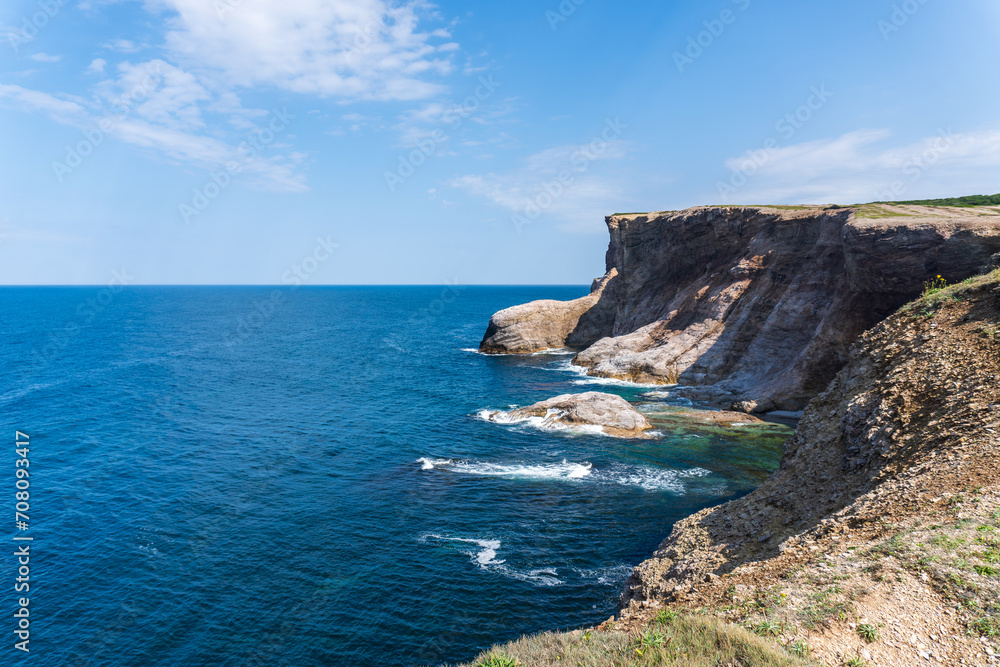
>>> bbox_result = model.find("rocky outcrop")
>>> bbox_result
[616,270,1000,665]
[485,391,653,438]
[479,270,618,354]
[480,204,1000,411]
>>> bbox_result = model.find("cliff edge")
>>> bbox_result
[479,204,1000,412]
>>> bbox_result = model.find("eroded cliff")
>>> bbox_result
[479,204,1000,411]
[616,269,1000,666]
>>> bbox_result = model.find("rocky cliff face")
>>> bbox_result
[479,204,1000,411]
[616,269,1000,665]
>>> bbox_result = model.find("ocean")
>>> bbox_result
[0,286,789,666]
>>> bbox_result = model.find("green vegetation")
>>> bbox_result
[856,623,879,643]
[971,613,1000,637]
[922,274,949,298]
[458,615,817,667]
[787,640,809,657]
[865,534,909,559]
[474,654,519,667]
[843,657,866,667]
[889,194,1000,207]
[799,586,850,629]
[749,618,784,637]
[653,609,678,625]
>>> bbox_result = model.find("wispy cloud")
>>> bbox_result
[87,58,107,74]
[0,83,88,122]
[28,53,61,62]
[718,128,1000,204]
[0,60,307,192]
[449,132,633,231]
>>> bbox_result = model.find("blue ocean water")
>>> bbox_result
[0,287,788,666]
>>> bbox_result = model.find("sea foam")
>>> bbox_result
[417,457,715,494]
[420,534,564,586]
[418,458,593,480]
[476,408,616,437]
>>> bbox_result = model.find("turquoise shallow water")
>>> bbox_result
[0,286,788,666]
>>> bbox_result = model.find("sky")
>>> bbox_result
[0,0,998,285]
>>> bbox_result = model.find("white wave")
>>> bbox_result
[516,568,563,586]
[462,347,575,357]
[595,465,713,493]
[421,534,505,566]
[416,457,453,470]
[574,562,635,586]
[421,534,564,586]
[477,407,613,437]
[419,457,593,480]
[418,457,715,493]
[545,359,667,388]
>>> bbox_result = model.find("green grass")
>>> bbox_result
[857,624,879,643]
[787,640,809,657]
[844,657,866,667]
[654,609,679,625]
[865,535,909,559]
[474,654,519,667]
[799,587,850,629]
[971,614,1000,637]
[458,615,817,667]
[749,618,784,637]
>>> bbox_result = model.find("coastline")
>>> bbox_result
[461,201,1000,666]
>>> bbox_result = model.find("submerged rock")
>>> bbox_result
[487,391,653,438]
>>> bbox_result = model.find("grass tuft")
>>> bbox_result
[857,623,879,643]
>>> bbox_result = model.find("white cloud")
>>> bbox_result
[718,128,1000,204]
[28,53,62,63]
[449,135,633,231]
[0,61,306,192]
[0,83,88,122]
[87,58,107,74]
[160,0,454,100]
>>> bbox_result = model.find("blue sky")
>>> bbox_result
[0,0,998,285]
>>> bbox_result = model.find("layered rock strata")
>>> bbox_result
[480,204,1000,411]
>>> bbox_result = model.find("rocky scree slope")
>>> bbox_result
[616,269,1000,666]
[480,204,1000,411]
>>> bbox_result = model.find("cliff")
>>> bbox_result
[617,268,1000,665]
[479,204,1000,412]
